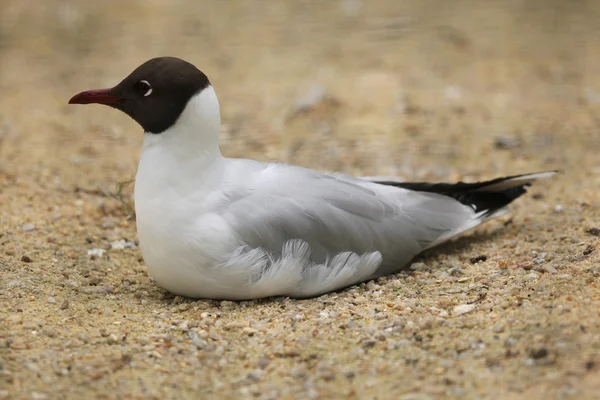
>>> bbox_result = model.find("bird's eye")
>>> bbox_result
[134,80,152,97]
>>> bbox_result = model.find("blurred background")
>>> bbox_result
[2,2,600,398]
[1,0,600,192]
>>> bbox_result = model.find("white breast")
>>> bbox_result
[132,87,259,297]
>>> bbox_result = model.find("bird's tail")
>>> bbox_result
[375,171,557,250]
[372,171,557,219]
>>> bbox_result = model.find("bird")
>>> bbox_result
[69,57,555,300]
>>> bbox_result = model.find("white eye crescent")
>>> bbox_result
[140,80,153,97]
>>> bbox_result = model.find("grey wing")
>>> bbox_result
[218,162,476,297]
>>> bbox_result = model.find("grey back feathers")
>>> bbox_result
[216,164,553,297]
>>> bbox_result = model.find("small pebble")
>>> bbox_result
[21,255,33,263]
[243,327,258,336]
[110,239,137,250]
[60,300,69,310]
[362,339,377,349]
[523,272,539,281]
[107,334,120,345]
[541,264,557,274]
[65,279,79,288]
[494,135,520,149]
[452,304,476,315]
[470,255,488,264]
[410,263,428,271]
[366,281,380,290]
[529,346,549,359]
[587,227,600,236]
[290,367,307,378]
[247,370,265,382]
[47,297,56,304]
[22,223,36,232]
[585,360,595,371]
[224,322,243,331]
[445,85,463,100]
[343,369,356,379]
[504,337,517,348]
[43,329,57,338]
[197,330,209,339]
[558,274,573,280]
[518,261,533,270]
[532,252,547,264]
[257,358,270,369]
[375,312,387,320]
[293,314,304,322]
[87,248,105,257]
[188,332,207,349]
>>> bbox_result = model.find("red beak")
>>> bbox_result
[69,88,120,105]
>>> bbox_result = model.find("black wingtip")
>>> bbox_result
[374,170,557,216]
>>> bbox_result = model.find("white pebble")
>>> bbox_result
[293,313,304,321]
[453,304,476,315]
[110,239,136,250]
[87,248,105,257]
[524,272,539,281]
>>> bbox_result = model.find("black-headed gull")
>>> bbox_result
[69,57,555,300]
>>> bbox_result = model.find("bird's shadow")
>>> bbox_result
[414,225,508,264]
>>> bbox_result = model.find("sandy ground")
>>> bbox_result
[1,0,600,399]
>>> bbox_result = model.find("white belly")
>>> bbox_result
[133,151,251,298]
[137,213,221,296]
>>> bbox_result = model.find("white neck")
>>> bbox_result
[142,86,222,158]
[136,86,224,197]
